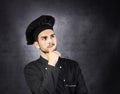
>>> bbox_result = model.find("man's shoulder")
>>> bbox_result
[24,58,43,76]
[24,58,40,70]
[61,57,79,66]
[61,57,78,63]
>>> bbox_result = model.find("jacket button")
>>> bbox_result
[45,67,47,70]
[59,66,62,69]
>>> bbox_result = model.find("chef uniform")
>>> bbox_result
[24,15,88,94]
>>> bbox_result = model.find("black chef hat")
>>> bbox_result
[26,15,55,45]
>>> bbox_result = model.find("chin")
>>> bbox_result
[48,47,57,52]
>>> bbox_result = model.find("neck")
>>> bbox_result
[40,52,48,60]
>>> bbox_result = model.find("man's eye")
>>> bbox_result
[42,37,47,40]
[51,35,55,38]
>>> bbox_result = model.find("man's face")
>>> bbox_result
[35,29,57,53]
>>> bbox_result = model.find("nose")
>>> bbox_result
[48,37,53,44]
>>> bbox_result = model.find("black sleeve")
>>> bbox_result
[24,63,59,94]
[76,63,88,94]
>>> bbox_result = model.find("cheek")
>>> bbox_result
[39,41,47,48]
[54,37,57,43]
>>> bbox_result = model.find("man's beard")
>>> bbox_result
[40,46,57,54]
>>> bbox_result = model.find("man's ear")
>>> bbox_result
[34,42,40,49]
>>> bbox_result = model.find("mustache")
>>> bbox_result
[47,43,55,48]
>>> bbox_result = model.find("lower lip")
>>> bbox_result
[48,46,54,48]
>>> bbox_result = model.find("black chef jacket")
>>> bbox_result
[24,56,88,94]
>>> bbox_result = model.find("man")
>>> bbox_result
[24,15,88,94]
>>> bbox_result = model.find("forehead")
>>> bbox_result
[38,29,54,37]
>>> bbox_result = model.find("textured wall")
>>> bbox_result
[0,0,120,94]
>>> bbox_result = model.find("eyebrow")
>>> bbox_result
[51,33,55,36]
[41,36,47,38]
[41,33,55,38]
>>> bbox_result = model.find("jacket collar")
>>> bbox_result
[37,55,62,68]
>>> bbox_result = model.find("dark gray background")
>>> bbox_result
[0,0,120,94]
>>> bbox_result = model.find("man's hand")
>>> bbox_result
[46,51,61,66]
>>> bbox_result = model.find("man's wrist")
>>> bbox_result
[48,62,56,66]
